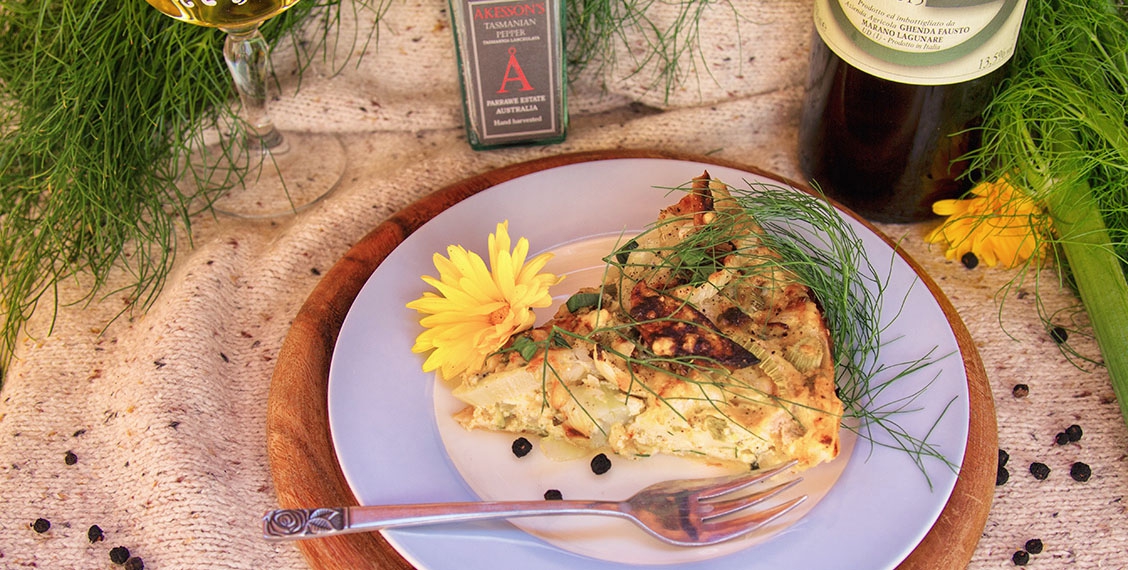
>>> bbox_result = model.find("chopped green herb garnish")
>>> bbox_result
[614,239,639,264]
[511,336,540,362]
[550,330,572,349]
[565,292,602,313]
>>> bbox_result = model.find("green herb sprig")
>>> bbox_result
[499,179,955,478]
[566,0,745,99]
[0,0,384,378]
[966,0,1128,427]
[735,182,957,482]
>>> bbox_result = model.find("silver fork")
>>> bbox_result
[262,461,805,546]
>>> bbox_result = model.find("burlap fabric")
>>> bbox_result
[3,1,1126,568]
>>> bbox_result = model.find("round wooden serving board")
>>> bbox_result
[266,149,997,570]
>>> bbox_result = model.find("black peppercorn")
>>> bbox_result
[1055,432,1070,445]
[123,557,145,570]
[1050,326,1069,344]
[997,465,1010,486]
[31,518,50,533]
[1012,550,1030,566]
[1024,538,1044,554]
[544,489,563,500]
[1013,383,1030,398]
[511,437,533,458]
[590,453,612,475]
[109,546,131,565]
[88,524,105,543]
[961,252,979,269]
[64,450,78,465]
[1065,424,1083,442]
[1070,461,1092,482]
[998,449,1009,467]
[1030,462,1051,480]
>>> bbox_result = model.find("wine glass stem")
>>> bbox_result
[223,27,285,151]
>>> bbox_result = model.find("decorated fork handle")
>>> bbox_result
[263,501,618,540]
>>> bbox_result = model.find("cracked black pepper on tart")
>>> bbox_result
[448,173,844,470]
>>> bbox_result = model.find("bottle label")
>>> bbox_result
[813,0,1027,85]
[460,0,563,143]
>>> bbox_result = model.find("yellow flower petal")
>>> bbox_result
[406,221,563,379]
[927,178,1048,269]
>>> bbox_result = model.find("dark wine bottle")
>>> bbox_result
[798,0,1027,223]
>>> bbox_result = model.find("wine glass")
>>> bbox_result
[145,0,346,218]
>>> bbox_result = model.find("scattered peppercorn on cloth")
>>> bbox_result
[3,1,1127,569]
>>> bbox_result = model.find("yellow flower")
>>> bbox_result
[406,221,562,379]
[926,178,1048,268]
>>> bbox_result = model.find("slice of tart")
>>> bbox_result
[450,173,843,470]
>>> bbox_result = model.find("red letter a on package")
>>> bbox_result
[497,47,535,93]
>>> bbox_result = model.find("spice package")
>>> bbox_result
[447,0,568,150]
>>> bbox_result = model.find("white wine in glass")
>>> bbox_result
[147,0,300,28]
[146,0,346,218]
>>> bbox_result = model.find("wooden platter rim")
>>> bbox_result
[265,149,996,570]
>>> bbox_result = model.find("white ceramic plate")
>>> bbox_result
[328,158,969,570]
